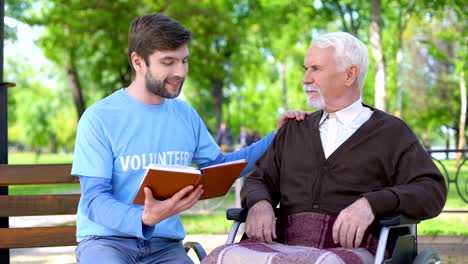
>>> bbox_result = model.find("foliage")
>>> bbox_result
[4,0,466,151]
[24,0,139,104]
[5,56,77,152]
[3,0,34,41]
[400,4,466,144]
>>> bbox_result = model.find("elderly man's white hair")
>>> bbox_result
[311,32,369,91]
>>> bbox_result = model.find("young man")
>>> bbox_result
[72,13,306,264]
[203,32,447,263]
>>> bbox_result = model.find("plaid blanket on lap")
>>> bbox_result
[202,239,374,264]
[202,212,381,264]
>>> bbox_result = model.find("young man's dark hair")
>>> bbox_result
[128,13,191,78]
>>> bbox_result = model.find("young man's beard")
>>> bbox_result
[145,70,184,99]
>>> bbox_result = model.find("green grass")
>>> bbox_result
[9,184,80,195]
[7,152,78,194]
[6,152,468,235]
[181,213,232,234]
[418,218,468,236]
[433,159,467,208]
[8,152,74,164]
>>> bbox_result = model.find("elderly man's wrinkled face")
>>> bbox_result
[302,45,347,112]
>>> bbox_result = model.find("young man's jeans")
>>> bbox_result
[76,236,193,264]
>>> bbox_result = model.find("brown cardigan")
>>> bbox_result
[241,107,447,220]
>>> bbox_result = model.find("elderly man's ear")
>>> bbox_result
[344,65,359,86]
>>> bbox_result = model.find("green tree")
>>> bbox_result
[10,0,141,119]
[399,3,465,148]
[6,0,464,149]
[5,56,76,155]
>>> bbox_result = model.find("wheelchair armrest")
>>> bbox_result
[226,207,281,222]
[378,214,420,227]
[226,208,248,222]
[184,241,207,260]
[227,209,420,227]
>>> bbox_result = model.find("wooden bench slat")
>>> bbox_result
[0,194,80,217]
[0,226,77,248]
[0,164,76,185]
[0,164,81,256]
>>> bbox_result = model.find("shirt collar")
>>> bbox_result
[319,99,365,127]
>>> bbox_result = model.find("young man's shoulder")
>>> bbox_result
[169,98,193,108]
[86,89,123,111]
[167,98,199,115]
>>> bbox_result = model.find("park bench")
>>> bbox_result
[0,163,78,261]
[0,163,206,263]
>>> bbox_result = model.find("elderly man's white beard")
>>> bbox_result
[304,85,326,110]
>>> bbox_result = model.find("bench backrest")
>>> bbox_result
[0,164,79,248]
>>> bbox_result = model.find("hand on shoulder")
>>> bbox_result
[276,110,311,133]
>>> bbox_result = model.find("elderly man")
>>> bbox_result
[203,32,446,264]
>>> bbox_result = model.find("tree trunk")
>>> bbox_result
[456,71,466,164]
[445,128,450,159]
[49,132,58,153]
[332,0,359,36]
[394,0,414,118]
[370,0,386,111]
[211,78,223,130]
[66,62,85,120]
[281,61,288,111]
[394,3,405,118]
[394,32,403,118]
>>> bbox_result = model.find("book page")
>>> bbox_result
[198,159,248,200]
[132,165,201,204]
[133,164,200,198]
[199,159,247,170]
[148,164,201,174]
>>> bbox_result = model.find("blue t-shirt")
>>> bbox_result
[72,89,274,242]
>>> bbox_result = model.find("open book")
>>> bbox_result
[132,159,248,205]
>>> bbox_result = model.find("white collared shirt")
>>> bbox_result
[319,100,373,158]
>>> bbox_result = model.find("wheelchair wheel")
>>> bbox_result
[412,248,441,264]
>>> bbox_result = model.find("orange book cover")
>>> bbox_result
[132,159,247,205]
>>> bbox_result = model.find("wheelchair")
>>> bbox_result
[184,240,208,261]
[216,208,442,264]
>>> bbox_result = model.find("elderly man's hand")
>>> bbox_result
[245,200,277,243]
[332,197,375,248]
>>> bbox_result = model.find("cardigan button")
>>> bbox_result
[312,204,319,209]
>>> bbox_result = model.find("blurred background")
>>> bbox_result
[3,0,466,157]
